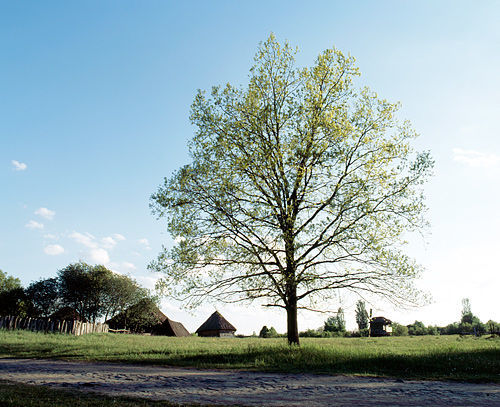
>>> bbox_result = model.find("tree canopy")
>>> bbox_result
[0,270,21,292]
[324,307,346,333]
[25,278,60,318]
[355,300,369,330]
[150,35,433,344]
[58,262,148,323]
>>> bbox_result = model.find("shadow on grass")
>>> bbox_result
[2,341,498,383]
[152,347,500,383]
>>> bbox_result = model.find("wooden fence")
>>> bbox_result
[0,316,108,335]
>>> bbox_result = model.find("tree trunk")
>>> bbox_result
[286,302,300,346]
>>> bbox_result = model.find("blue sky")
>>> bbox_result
[1,1,499,333]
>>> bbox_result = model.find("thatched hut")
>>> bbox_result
[369,316,392,337]
[196,311,236,337]
[152,317,190,337]
[106,299,167,333]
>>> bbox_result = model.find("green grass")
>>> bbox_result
[0,330,499,382]
[0,380,213,407]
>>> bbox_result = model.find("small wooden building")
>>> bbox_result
[152,317,190,337]
[369,316,392,337]
[196,311,236,337]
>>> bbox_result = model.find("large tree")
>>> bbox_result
[58,262,147,323]
[150,35,433,345]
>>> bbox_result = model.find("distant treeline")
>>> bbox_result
[262,299,499,338]
[0,263,156,324]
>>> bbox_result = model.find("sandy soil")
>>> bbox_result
[0,358,499,406]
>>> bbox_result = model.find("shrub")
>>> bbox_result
[391,322,408,336]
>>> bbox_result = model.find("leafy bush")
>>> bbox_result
[392,322,408,336]
[259,326,279,338]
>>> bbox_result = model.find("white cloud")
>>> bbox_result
[43,233,58,240]
[108,261,137,275]
[122,261,136,271]
[44,244,65,256]
[453,148,500,169]
[138,238,151,250]
[12,160,27,171]
[69,231,97,248]
[89,248,110,264]
[101,236,117,249]
[35,207,55,220]
[25,220,44,230]
[113,233,126,241]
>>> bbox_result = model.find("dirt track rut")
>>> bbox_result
[0,358,499,406]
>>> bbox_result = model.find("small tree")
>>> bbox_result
[461,298,473,324]
[486,320,499,334]
[259,325,270,338]
[391,322,408,336]
[355,300,369,331]
[407,320,426,335]
[324,307,346,333]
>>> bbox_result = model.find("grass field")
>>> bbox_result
[0,330,499,382]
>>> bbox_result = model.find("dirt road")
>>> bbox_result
[0,358,498,406]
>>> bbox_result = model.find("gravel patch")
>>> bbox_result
[1,358,499,406]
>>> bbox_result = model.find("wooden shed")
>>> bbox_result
[152,317,190,337]
[369,316,392,337]
[196,311,236,337]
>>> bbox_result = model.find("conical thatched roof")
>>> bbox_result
[196,311,236,333]
[106,299,167,333]
[152,317,190,337]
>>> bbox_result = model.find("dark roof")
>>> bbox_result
[196,311,236,333]
[370,316,392,324]
[153,318,190,337]
[105,301,167,332]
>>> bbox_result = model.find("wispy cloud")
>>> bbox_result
[101,236,118,249]
[12,160,27,171]
[453,148,500,169]
[25,220,44,230]
[35,207,55,220]
[44,233,58,240]
[109,261,137,274]
[138,238,151,250]
[69,231,97,248]
[44,244,64,255]
[113,233,126,241]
